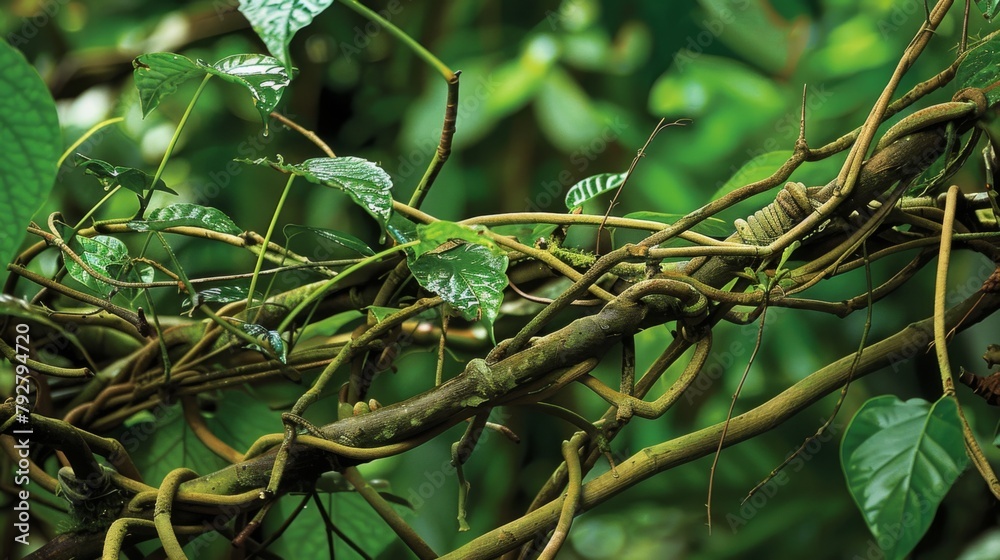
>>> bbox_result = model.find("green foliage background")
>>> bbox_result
[5,0,1000,557]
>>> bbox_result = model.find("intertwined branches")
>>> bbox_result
[3,2,1000,559]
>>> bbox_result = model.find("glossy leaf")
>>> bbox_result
[201,54,292,129]
[75,154,176,196]
[127,203,242,235]
[412,221,502,260]
[958,33,1000,104]
[284,224,375,256]
[407,242,508,340]
[0,41,61,286]
[238,0,336,71]
[65,236,132,298]
[248,156,393,226]
[841,396,968,560]
[565,172,628,209]
[132,53,205,117]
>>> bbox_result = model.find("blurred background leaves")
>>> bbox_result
[5,0,1000,557]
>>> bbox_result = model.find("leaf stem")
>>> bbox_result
[249,174,296,317]
[340,0,455,80]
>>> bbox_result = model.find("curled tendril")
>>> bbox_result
[734,182,820,245]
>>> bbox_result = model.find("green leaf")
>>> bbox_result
[182,286,261,308]
[238,0,336,72]
[284,224,375,257]
[976,0,1000,21]
[75,154,177,196]
[841,396,968,560]
[241,323,288,363]
[0,41,61,286]
[247,156,393,226]
[412,221,502,260]
[200,54,292,130]
[127,203,241,235]
[407,243,508,340]
[565,172,628,209]
[958,34,1000,105]
[264,493,400,558]
[366,306,401,323]
[132,53,206,117]
[65,236,132,298]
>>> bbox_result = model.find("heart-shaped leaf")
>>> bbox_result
[246,156,393,227]
[841,396,968,560]
[132,53,205,117]
[202,54,292,130]
[126,203,241,235]
[238,0,336,72]
[565,172,628,209]
[407,242,507,341]
[0,41,61,286]
[75,154,176,196]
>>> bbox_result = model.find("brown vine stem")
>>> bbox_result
[836,0,953,195]
[934,185,1000,498]
[270,110,335,157]
[442,290,1000,560]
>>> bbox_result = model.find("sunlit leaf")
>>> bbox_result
[246,156,393,226]
[565,172,628,209]
[284,224,375,257]
[709,150,794,224]
[407,242,508,341]
[132,53,205,117]
[0,41,61,286]
[238,0,336,71]
[841,396,968,560]
[126,203,241,235]
[201,54,292,130]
